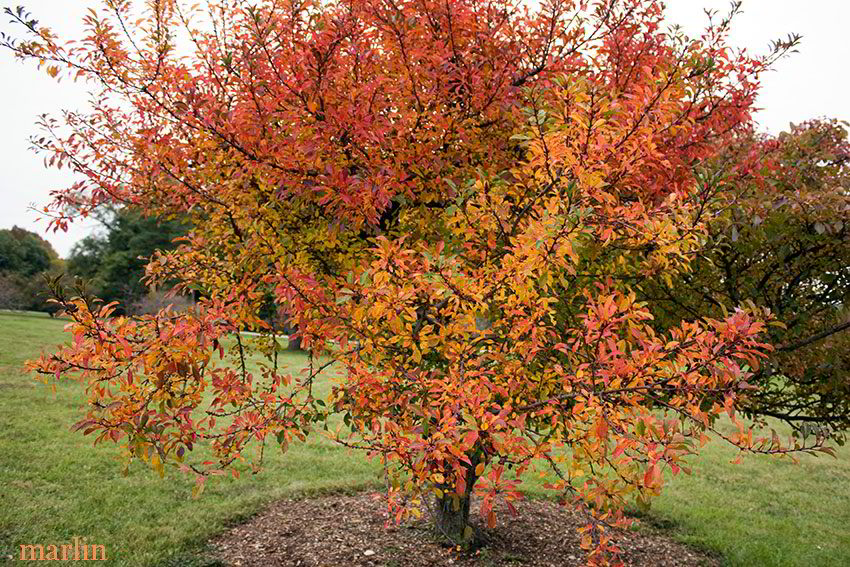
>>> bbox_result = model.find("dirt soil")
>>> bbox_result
[210,492,717,567]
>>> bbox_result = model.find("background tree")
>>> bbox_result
[0,226,63,312]
[66,206,187,314]
[0,225,56,276]
[5,1,828,562]
[640,119,850,442]
[0,273,26,309]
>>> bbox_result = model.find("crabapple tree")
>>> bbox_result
[2,0,831,562]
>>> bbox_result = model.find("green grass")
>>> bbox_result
[1,312,848,566]
[650,434,850,566]
[0,312,382,566]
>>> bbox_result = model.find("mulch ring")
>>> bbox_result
[210,492,717,567]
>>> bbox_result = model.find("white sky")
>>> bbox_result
[0,0,848,258]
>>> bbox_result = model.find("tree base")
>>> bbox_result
[433,493,479,549]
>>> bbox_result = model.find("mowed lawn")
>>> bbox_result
[1,312,849,566]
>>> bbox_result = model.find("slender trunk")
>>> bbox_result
[432,453,480,547]
[283,322,302,351]
[434,490,474,545]
[286,334,302,351]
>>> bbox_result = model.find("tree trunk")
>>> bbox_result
[432,455,480,547]
[283,322,303,351]
[286,333,302,351]
[434,490,475,546]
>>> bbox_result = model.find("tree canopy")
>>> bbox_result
[4,0,835,563]
[0,226,56,277]
[0,226,62,312]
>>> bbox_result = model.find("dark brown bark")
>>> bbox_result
[282,322,303,351]
[434,490,475,546]
[432,453,480,547]
[286,334,302,351]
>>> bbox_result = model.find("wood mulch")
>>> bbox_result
[210,492,717,567]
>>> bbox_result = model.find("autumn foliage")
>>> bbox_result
[640,118,850,439]
[2,0,834,563]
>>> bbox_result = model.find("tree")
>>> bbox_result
[0,226,55,276]
[66,206,187,313]
[640,118,850,442]
[0,273,26,309]
[5,1,829,562]
[0,226,62,312]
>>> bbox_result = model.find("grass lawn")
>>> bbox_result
[1,312,848,566]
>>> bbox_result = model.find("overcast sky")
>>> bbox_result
[1,0,848,258]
